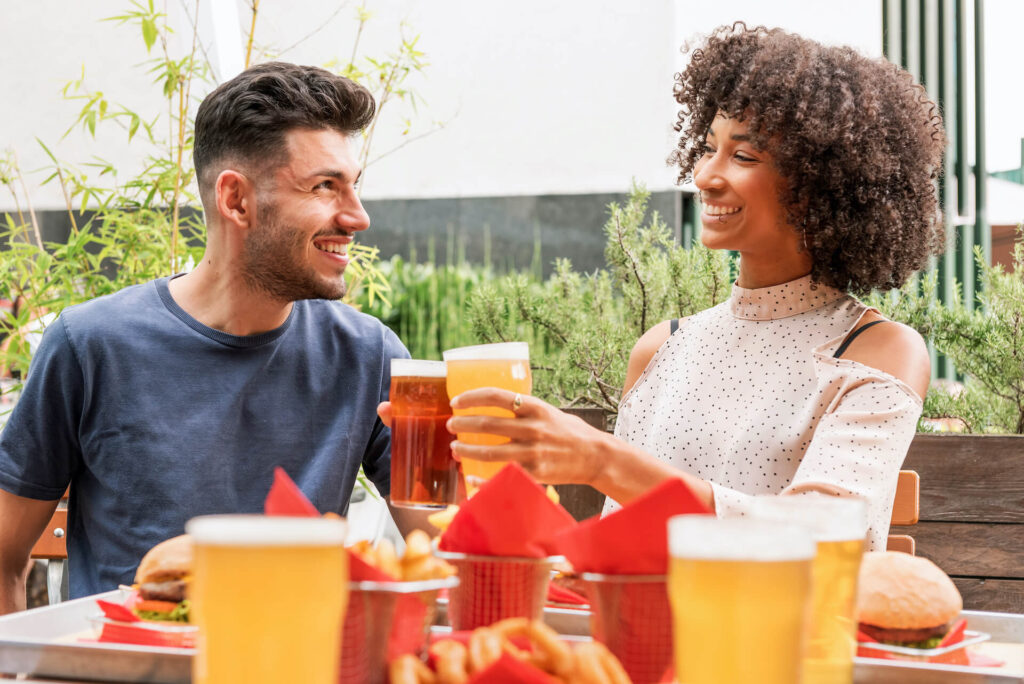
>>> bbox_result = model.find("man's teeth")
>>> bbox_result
[316,243,347,254]
[704,205,741,216]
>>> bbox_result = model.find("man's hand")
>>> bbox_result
[0,490,60,615]
[376,401,393,428]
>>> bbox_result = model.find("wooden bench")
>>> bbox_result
[29,490,68,604]
[890,434,1024,614]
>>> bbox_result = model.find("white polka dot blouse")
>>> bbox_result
[611,274,923,550]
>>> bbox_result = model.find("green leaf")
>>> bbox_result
[141,17,158,51]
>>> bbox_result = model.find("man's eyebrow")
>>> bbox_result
[306,169,362,183]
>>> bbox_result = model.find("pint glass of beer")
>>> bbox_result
[442,342,532,483]
[390,359,458,508]
[668,515,815,684]
[752,495,868,684]
[187,515,348,684]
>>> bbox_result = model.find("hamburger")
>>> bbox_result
[131,534,193,623]
[856,551,963,649]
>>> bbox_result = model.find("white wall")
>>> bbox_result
[2,0,883,212]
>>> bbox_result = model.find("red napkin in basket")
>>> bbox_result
[552,478,710,574]
[468,652,563,684]
[438,463,576,558]
[264,466,320,517]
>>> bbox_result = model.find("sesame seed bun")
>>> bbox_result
[856,551,962,630]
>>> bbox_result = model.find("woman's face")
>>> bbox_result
[692,113,801,258]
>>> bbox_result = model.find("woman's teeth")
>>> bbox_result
[704,205,741,216]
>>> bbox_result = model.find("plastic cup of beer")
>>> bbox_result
[752,495,868,684]
[389,359,458,508]
[187,515,349,684]
[667,515,815,684]
[442,342,532,483]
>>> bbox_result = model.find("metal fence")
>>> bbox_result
[884,0,989,381]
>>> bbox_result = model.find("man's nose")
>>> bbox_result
[339,196,371,233]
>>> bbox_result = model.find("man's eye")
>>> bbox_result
[314,181,332,190]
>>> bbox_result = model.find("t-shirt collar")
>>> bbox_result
[729,273,845,321]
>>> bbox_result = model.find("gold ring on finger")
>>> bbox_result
[511,393,523,412]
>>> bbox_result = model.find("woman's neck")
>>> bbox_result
[735,253,814,289]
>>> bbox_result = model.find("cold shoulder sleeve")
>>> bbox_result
[711,358,922,551]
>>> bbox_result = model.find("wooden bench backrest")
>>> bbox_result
[887,470,919,554]
[29,488,69,561]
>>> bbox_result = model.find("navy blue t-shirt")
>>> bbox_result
[0,276,408,598]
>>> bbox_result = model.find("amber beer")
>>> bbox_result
[443,342,532,482]
[187,515,348,684]
[668,516,814,684]
[390,359,458,508]
[752,496,868,684]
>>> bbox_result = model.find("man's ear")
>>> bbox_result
[214,169,255,230]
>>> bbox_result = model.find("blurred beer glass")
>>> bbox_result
[668,515,815,684]
[442,342,532,484]
[389,359,458,508]
[752,495,868,684]
[187,515,348,684]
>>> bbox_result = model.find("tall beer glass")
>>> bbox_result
[752,495,868,684]
[187,515,348,684]
[443,342,532,483]
[390,359,458,508]
[668,515,814,684]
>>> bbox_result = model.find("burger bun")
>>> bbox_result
[857,551,962,630]
[134,534,193,585]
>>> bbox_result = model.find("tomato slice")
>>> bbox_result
[134,599,180,614]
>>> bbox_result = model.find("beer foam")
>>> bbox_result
[186,515,348,546]
[391,358,447,377]
[750,494,868,542]
[668,515,815,561]
[442,341,529,361]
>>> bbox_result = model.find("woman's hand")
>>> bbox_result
[446,388,610,487]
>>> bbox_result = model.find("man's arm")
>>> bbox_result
[0,489,59,614]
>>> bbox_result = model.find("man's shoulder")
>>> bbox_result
[59,280,161,328]
[300,299,404,350]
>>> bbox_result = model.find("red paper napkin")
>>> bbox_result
[857,619,1004,667]
[468,652,563,684]
[347,549,399,582]
[552,478,711,574]
[97,599,140,623]
[438,463,576,558]
[264,466,320,517]
[546,583,589,606]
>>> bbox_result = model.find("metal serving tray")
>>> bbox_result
[1,594,1021,684]
[0,590,191,683]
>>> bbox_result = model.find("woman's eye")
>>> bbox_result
[700,144,715,156]
[735,152,757,162]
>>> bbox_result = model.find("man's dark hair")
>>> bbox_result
[193,62,375,197]
[670,24,946,294]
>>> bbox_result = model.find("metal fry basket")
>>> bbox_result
[579,572,673,684]
[339,576,458,684]
[435,552,562,631]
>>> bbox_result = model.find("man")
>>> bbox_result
[0,62,421,612]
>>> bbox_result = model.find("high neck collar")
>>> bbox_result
[729,274,845,321]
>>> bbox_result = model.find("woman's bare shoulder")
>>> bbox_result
[839,311,931,400]
[622,319,675,398]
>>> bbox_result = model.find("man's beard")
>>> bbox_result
[241,202,347,302]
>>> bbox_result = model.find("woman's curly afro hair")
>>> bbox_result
[670,24,947,294]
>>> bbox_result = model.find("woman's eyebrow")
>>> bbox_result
[731,134,751,141]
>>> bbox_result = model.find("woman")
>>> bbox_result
[384,25,945,549]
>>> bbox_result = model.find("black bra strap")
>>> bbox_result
[833,320,887,358]
[670,318,679,335]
